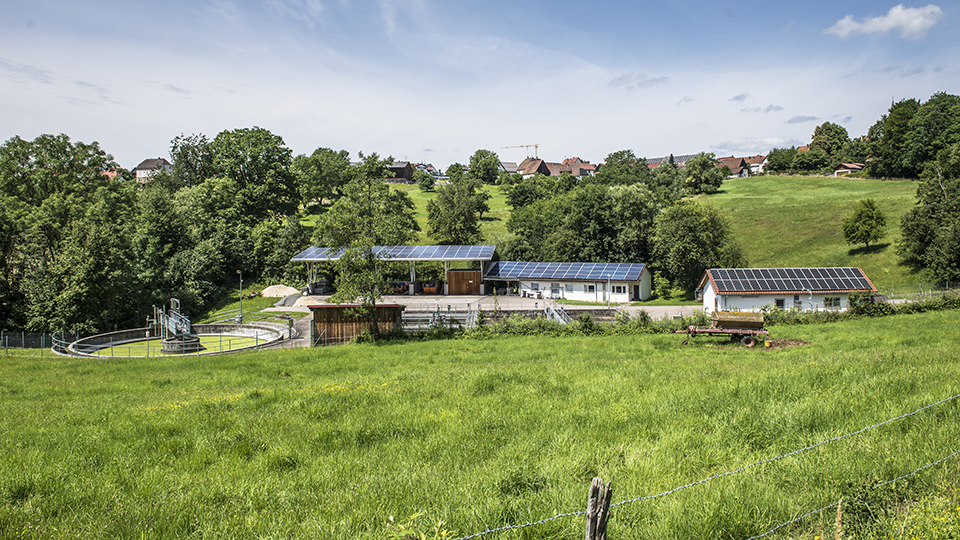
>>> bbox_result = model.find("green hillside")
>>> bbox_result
[701,176,919,296]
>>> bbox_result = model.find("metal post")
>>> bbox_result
[237,270,243,323]
[607,275,611,309]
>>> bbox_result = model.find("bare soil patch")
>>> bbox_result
[764,339,809,350]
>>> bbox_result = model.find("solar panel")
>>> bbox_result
[484,261,648,282]
[707,268,874,293]
[291,245,496,262]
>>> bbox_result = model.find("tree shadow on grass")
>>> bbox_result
[847,243,891,256]
[480,216,501,222]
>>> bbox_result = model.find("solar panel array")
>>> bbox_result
[484,261,647,282]
[291,245,496,262]
[709,268,874,293]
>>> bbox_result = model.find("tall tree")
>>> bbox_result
[467,149,501,185]
[898,141,960,281]
[314,153,419,338]
[652,201,746,291]
[291,147,350,206]
[868,98,921,178]
[0,134,121,331]
[209,127,299,222]
[903,92,960,175]
[169,133,214,188]
[842,199,887,250]
[682,152,724,195]
[594,150,651,186]
[809,122,850,159]
[426,180,484,245]
[765,147,798,174]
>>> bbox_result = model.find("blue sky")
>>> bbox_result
[1,0,957,169]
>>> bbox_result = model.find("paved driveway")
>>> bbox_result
[266,294,698,320]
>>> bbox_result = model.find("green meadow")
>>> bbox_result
[700,175,920,296]
[3,310,959,539]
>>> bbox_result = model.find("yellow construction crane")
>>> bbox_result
[501,144,540,159]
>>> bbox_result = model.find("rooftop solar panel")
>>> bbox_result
[484,261,647,282]
[707,268,874,294]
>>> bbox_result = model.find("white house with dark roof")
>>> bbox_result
[698,267,876,314]
[483,261,652,302]
[132,157,172,183]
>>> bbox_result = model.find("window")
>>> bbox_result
[551,283,560,295]
[775,298,785,309]
[565,284,574,293]
[585,284,595,293]
[612,285,626,294]
[531,282,539,290]
[824,297,841,308]
[794,294,802,308]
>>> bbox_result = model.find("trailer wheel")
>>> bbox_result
[740,336,757,347]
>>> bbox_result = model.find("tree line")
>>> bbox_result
[0,129,317,333]
[765,92,960,178]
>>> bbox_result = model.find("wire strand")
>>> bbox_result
[448,391,960,540]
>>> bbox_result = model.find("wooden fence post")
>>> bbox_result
[585,477,612,540]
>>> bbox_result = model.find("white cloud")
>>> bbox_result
[729,92,749,103]
[0,56,53,85]
[609,72,670,90]
[786,115,819,124]
[824,4,944,40]
[711,136,800,156]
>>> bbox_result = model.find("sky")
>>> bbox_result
[1,0,958,170]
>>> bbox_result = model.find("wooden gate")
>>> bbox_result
[446,270,481,295]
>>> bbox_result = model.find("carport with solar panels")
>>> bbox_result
[483,261,653,302]
[291,245,496,296]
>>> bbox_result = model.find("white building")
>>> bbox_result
[132,157,172,183]
[483,261,652,302]
[698,267,876,314]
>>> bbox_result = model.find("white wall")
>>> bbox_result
[702,289,852,313]
[512,268,652,302]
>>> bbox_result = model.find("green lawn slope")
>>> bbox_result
[701,176,920,296]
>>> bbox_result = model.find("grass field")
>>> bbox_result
[87,334,265,357]
[3,310,959,539]
[701,176,920,296]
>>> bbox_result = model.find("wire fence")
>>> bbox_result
[888,281,958,300]
[449,391,960,540]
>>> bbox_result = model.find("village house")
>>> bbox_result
[132,157,172,183]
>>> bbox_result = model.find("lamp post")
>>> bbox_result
[607,274,611,309]
[237,270,243,324]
